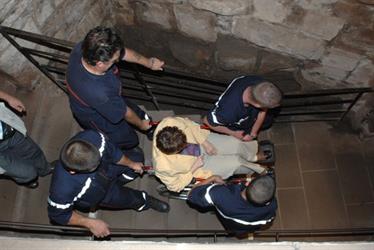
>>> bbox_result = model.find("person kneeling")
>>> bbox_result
[188,174,277,236]
[48,130,169,238]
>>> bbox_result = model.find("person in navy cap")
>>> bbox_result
[48,130,169,238]
[188,174,277,236]
[203,76,282,141]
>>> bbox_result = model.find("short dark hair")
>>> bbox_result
[246,175,275,206]
[156,126,187,155]
[82,26,124,66]
[60,139,101,172]
[251,82,282,108]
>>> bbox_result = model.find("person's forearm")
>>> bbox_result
[117,155,132,166]
[68,210,110,237]
[202,116,236,136]
[250,110,267,136]
[68,210,93,229]
[123,48,153,68]
[0,90,26,112]
[116,152,144,174]
[124,107,149,130]
[192,175,224,188]
[0,90,11,102]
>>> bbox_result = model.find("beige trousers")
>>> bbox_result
[201,133,265,179]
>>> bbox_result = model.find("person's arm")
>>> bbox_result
[116,155,144,174]
[123,48,164,71]
[190,155,205,174]
[202,116,244,140]
[192,175,225,189]
[242,109,267,141]
[124,106,150,131]
[68,211,110,238]
[0,90,26,112]
[201,139,217,155]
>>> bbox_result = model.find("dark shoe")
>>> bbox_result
[266,167,275,177]
[25,180,39,189]
[257,140,276,165]
[148,195,170,213]
[145,123,158,141]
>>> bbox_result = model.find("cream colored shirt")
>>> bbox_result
[152,117,213,192]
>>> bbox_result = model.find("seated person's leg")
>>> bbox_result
[0,133,40,184]
[20,135,52,176]
[0,152,38,184]
[203,154,265,178]
[233,166,255,175]
[205,132,258,157]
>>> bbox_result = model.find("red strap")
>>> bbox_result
[65,80,90,107]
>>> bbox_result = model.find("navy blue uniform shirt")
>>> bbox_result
[206,76,264,132]
[66,42,146,148]
[188,183,277,234]
[66,42,126,125]
[47,130,128,225]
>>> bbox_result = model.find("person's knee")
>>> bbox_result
[125,146,145,162]
[11,169,38,184]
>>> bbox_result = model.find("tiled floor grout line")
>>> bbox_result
[345,201,374,206]
[274,189,284,230]
[277,186,305,190]
[330,131,351,228]
[301,168,338,173]
[268,128,285,230]
[361,140,374,200]
[292,123,312,229]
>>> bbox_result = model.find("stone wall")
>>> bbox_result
[0,0,113,90]
[0,0,373,135]
[111,0,373,88]
[110,0,374,136]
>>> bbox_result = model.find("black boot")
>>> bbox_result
[148,195,170,213]
[145,123,158,141]
[25,180,39,189]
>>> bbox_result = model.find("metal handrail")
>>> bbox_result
[1,25,372,124]
[1,25,374,242]
[0,221,373,242]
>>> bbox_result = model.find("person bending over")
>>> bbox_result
[203,76,282,141]
[48,130,169,238]
[188,174,277,236]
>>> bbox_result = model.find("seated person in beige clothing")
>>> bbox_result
[152,116,267,192]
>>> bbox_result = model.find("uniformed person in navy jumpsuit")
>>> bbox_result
[48,130,169,238]
[66,27,164,156]
[203,76,282,141]
[188,175,277,235]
